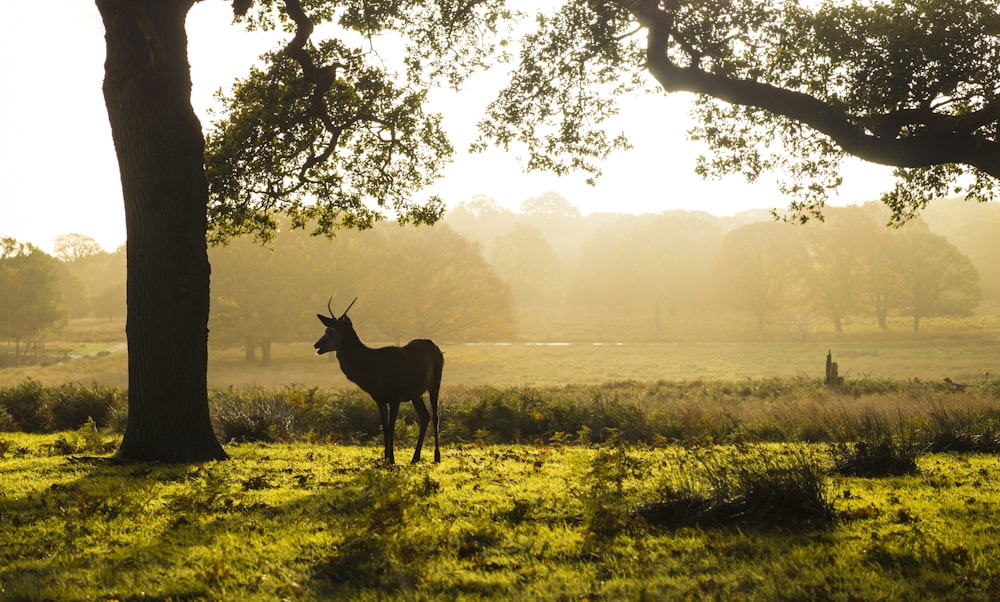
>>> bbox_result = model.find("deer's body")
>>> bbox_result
[315,300,443,464]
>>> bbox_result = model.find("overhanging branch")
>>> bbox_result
[627,0,1000,179]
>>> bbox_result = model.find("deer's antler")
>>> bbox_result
[341,297,358,318]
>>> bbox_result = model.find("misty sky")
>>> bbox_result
[0,1,896,254]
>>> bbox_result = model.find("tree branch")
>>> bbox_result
[280,0,349,182]
[627,0,1000,179]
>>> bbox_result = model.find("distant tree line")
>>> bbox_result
[446,194,986,335]
[3,193,990,363]
[207,222,515,362]
[0,239,65,363]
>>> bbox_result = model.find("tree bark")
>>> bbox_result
[97,0,227,462]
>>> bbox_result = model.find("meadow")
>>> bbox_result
[3,311,1000,389]
[3,316,1000,599]
[2,432,1000,601]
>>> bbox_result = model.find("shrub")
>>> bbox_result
[0,379,51,432]
[923,406,1000,453]
[49,383,123,430]
[640,445,833,529]
[209,387,295,443]
[829,410,920,477]
[0,408,15,431]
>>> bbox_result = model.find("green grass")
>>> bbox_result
[2,434,1000,600]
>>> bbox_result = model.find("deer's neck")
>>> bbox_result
[335,327,379,384]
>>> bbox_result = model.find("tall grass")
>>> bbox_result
[639,445,833,528]
[3,378,1000,455]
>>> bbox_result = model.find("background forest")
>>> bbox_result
[2,193,996,367]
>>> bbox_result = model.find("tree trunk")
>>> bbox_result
[913,315,921,333]
[244,335,256,362]
[876,306,889,330]
[97,0,226,462]
[261,337,272,364]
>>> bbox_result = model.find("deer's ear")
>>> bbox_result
[317,314,335,326]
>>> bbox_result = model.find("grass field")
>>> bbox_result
[5,309,1000,388]
[4,315,1000,599]
[2,434,1000,600]
[4,331,999,389]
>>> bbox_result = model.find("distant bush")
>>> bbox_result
[210,387,296,443]
[5,378,1000,460]
[50,383,123,430]
[0,379,51,432]
[208,386,384,444]
[0,380,124,433]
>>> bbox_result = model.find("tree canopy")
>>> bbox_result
[205,0,515,243]
[476,0,1000,223]
[0,239,64,346]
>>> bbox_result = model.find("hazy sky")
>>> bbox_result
[0,1,896,253]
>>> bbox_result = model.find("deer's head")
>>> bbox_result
[314,297,357,355]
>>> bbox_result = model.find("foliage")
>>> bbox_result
[209,222,515,356]
[206,0,516,243]
[208,225,339,359]
[49,383,122,431]
[0,239,65,346]
[51,234,104,263]
[10,378,1000,470]
[0,380,125,433]
[210,387,297,443]
[490,222,564,305]
[715,207,982,331]
[358,223,516,343]
[714,221,803,329]
[923,405,1000,453]
[890,230,983,332]
[0,379,51,433]
[54,242,126,322]
[480,0,1000,222]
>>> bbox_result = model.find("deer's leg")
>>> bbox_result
[386,401,400,465]
[410,396,430,464]
[376,401,394,464]
[429,387,440,463]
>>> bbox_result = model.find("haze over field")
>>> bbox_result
[3,195,999,388]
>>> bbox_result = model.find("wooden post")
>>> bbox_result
[825,350,843,386]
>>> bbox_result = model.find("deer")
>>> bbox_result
[314,297,444,465]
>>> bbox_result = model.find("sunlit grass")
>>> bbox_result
[2,436,999,600]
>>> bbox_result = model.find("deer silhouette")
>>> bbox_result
[314,298,444,464]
